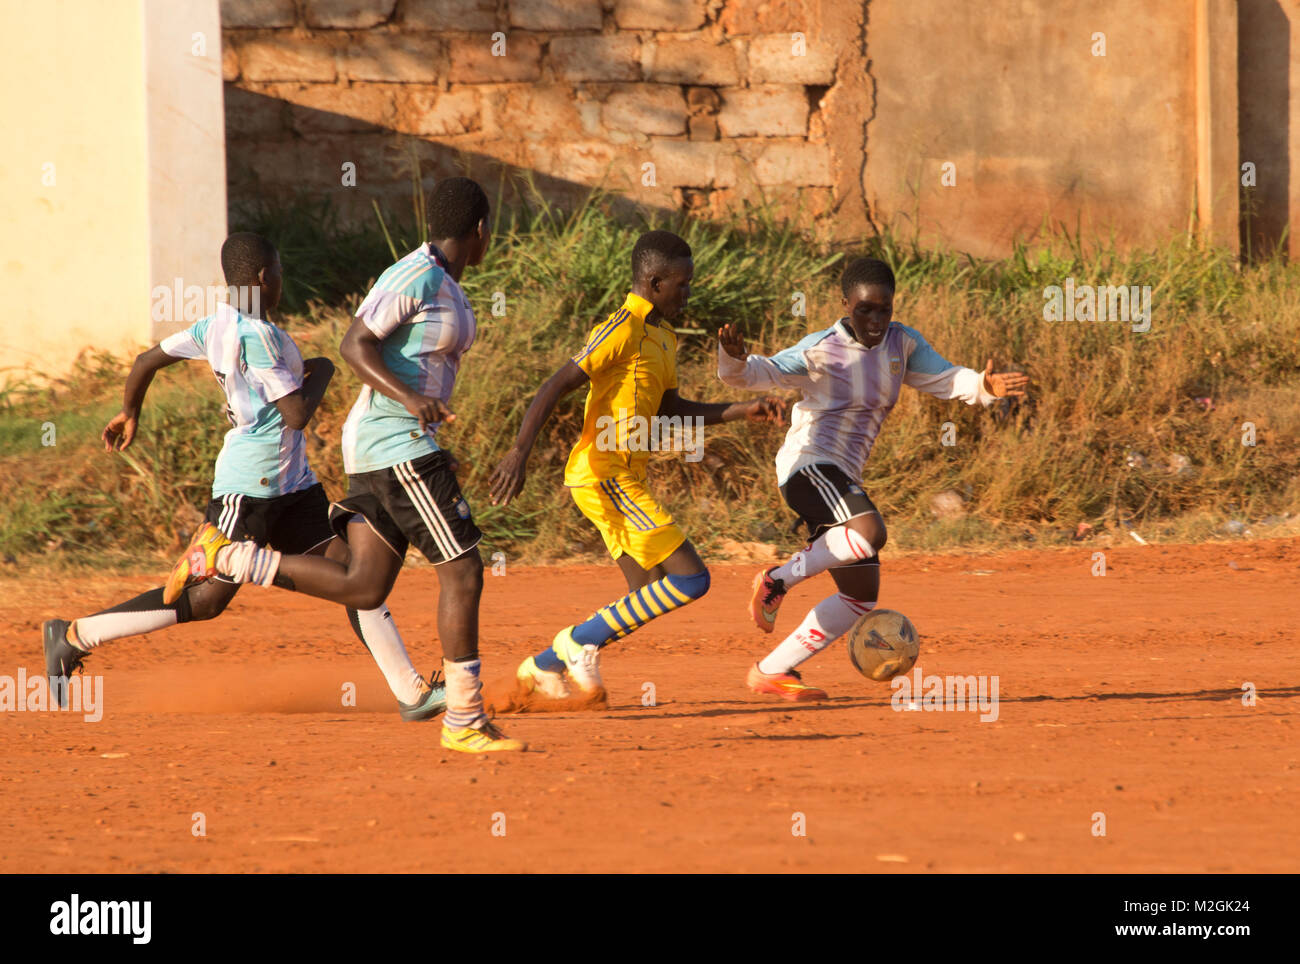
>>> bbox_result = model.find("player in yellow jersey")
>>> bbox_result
[489,230,783,704]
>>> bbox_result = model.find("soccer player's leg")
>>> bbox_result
[45,490,258,707]
[353,452,522,751]
[747,470,885,701]
[747,553,880,701]
[42,579,239,709]
[265,483,444,720]
[528,478,711,703]
[749,464,884,632]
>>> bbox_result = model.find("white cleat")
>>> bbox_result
[516,655,572,700]
[551,626,605,697]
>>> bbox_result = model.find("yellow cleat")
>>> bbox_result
[163,523,231,604]
[440,720,526,753]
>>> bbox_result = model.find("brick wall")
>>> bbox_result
[220,0,1295,256]
[221,0,854,236]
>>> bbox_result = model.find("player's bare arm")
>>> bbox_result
[657,388,786,426]
[340,318,454,431]
[273,356,335,430]
[102,344,186,452]
[489,360,590,506]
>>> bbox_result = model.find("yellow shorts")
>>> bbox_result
[569,476,686,571]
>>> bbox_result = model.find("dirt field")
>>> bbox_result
[1,538,1297,873]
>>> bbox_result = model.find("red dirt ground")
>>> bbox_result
[1,539,1297,873]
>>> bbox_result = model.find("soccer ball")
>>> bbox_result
[847,609,920,682]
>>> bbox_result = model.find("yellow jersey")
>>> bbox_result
[564,291,679,486]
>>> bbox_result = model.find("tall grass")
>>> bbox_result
[2,186,1298,568]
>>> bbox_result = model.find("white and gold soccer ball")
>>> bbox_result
[847,609,920,682]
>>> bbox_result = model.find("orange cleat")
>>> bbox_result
[162,523,231,604]
[749,568,788,633]
[746,663,828,702]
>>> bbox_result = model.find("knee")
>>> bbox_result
[850,514,887,553]
[665,567,710,602]
[441,551,484,597]
[351,587,389,611]
[184,583,231,621]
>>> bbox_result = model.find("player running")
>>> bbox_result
[488,230,783,705]
[718,256,1029,700]
[42,233,445,721]
[170,178,524,753]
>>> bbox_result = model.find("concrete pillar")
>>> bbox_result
[0,0,226,382]
[1196,0,1241,250]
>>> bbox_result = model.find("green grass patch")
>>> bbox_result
[3,187,1298,569]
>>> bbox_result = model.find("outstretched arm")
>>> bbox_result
[489,360,590,506]
[903,336,1029,406]
[102,345,186,452]
[658,389,785,426]
[716,323,816,392]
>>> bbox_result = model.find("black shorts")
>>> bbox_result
[204,483,335,561]
[780,462,880,547]
[328,450,481,565]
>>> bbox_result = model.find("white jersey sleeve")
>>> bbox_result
[241,323,303,403]
[158,317,211,361]
[899,325,997,406]
[717,329,829,391]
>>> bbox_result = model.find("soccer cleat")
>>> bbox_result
[749,568,788,633]
[746,663,828,702]
[43,619,89,710]
[397,672,447,721]
[550,626,605,696]
[440,720,526,753]
[516,655,572,700]
[163,523,231,604]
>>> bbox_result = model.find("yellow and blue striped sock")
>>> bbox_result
[533,570,711,670]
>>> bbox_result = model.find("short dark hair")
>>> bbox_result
[632,230,692,282]
[428,176,490,240]
[840,256,896,296]
[220,232,277,287]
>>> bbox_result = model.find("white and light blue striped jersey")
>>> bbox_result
[159,302,317,498]
[718,319,996,484]
[341,243,477,474]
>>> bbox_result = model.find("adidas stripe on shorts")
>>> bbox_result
[328,450,481,564]
[780,462,879,548]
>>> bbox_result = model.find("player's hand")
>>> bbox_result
[718,323,748,360]
[745,396,787,425]
[403,393,456,433]
[488,447,528,507]
[102,411,139,452]
[981,360,1029,398]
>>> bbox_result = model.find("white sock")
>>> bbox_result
[442,658,484,729]
[770,526,874,588]
[72,610,177,649]
[351,606,426,705]
[757,593,874,675]
[216,542,281,587]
